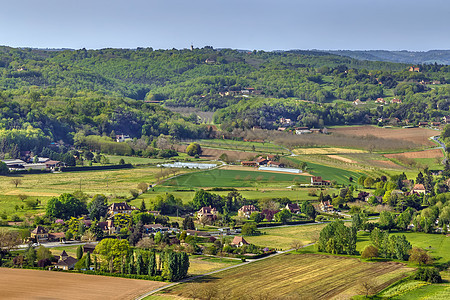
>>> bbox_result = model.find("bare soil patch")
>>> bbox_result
[384,149,444,159]
[0,268,166,300]
[327,155,357,164]
[371,160,405,169]
[329,126,437,147]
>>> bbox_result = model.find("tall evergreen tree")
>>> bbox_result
[148,251,156,277]
[136,253,144,275]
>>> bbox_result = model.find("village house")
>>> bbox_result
[55,250,78,270]
[238,205,259,218]
[311,176,332,186]
[116,134,131,142]
[409,66,420,72]
[197,206,218,220]
[230,236,249,247]
[31,226,48,243]
[352,99,363,105]
[391,98,402,104]
[83,244,96,254]
[319,200,334,212]
[375,98,386,104]
[144,224,169,234]
[280,117,292,126]
[205,58,216,64]
[411,184,427,194]
[285,203,300,214]
[108,202,134,216]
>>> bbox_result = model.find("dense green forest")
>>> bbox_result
[0,46,449,155]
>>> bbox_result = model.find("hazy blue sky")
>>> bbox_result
[1,0,449,51]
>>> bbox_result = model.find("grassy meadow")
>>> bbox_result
[244,223,327,250]
[161,168,309,188]
[357,231,450,263]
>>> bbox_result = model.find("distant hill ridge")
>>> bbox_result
[324,50,450,65]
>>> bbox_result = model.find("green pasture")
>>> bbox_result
[160,169,309,188]
[245,223,327,250]
[357,231,450,262]
[0,166,170,198]
[0,194,50,219]
[196,139,288,154]
[391,273,450,299]
[287,156,362,184]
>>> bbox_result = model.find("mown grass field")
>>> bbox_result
[0,166,181,218]
[162,253,412,300]
[188,256,241,276]
[244,223,327,250]
[161,168,309,188]
[286,156,363,184]
[0,166,165,197]
[357,231,450,262]
[391,271,450,299]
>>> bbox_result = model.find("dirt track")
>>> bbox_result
[0,268,166,300]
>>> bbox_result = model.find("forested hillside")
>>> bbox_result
[0,46,449,155]
[326,50,450,65]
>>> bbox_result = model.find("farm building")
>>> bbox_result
[311,176,332,186]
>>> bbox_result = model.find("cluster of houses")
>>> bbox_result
[218,87,263,97]
[353,97,402,106]
[1,157,64,171]
[241,155,284,168]
[196,203,302,223]
[30,201,166,244]
[274,118,329,135]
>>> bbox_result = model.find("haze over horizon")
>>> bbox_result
[1,0,449,51]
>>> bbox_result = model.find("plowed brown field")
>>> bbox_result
[0,268,166,300]
[384,148,443,159]
[329,126,437,147]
